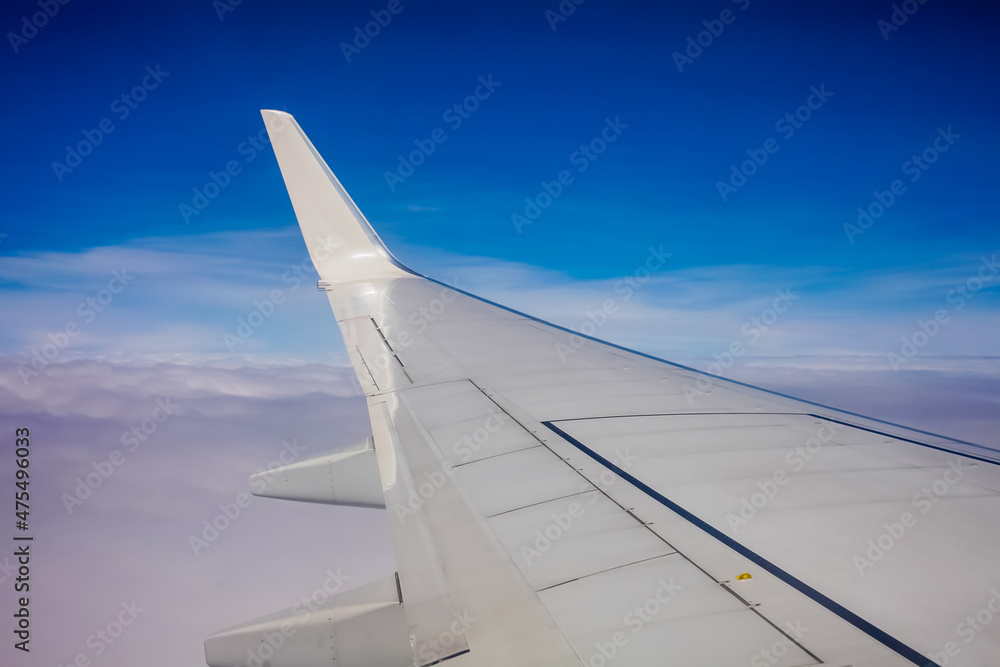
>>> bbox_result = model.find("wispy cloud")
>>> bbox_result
[1,231,997,667]
[1,231,996,375]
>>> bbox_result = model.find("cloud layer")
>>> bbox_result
[1,230,997,667]
[0,360,393,667]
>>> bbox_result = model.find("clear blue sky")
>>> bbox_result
[2,0,997,277]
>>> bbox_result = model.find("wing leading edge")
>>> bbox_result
[204,111,1000,667]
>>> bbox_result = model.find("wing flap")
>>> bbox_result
[244,111,1000,667]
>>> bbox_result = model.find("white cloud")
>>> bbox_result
[0,224,996,667]
[0,360,393,667]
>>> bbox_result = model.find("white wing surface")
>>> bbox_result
[205,110,1000,667]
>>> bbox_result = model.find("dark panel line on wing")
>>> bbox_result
[421,648,470,666]
[813,414,1000,467]
[484,489,596,519]
[468,380,820,664]
[534,553,678,593]
[541,420,941,667]
[415,272,994,455]
[551,411,1000,468]
[549,412,804,422]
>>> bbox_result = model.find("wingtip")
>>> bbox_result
[262,109,413,283]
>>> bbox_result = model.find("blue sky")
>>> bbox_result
[3,0,998,271]
[1,0,998,362]
[2,1,999,666]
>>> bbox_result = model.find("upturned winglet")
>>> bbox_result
[260,109,412,284]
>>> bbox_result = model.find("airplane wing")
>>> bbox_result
[205,110,1000,667]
